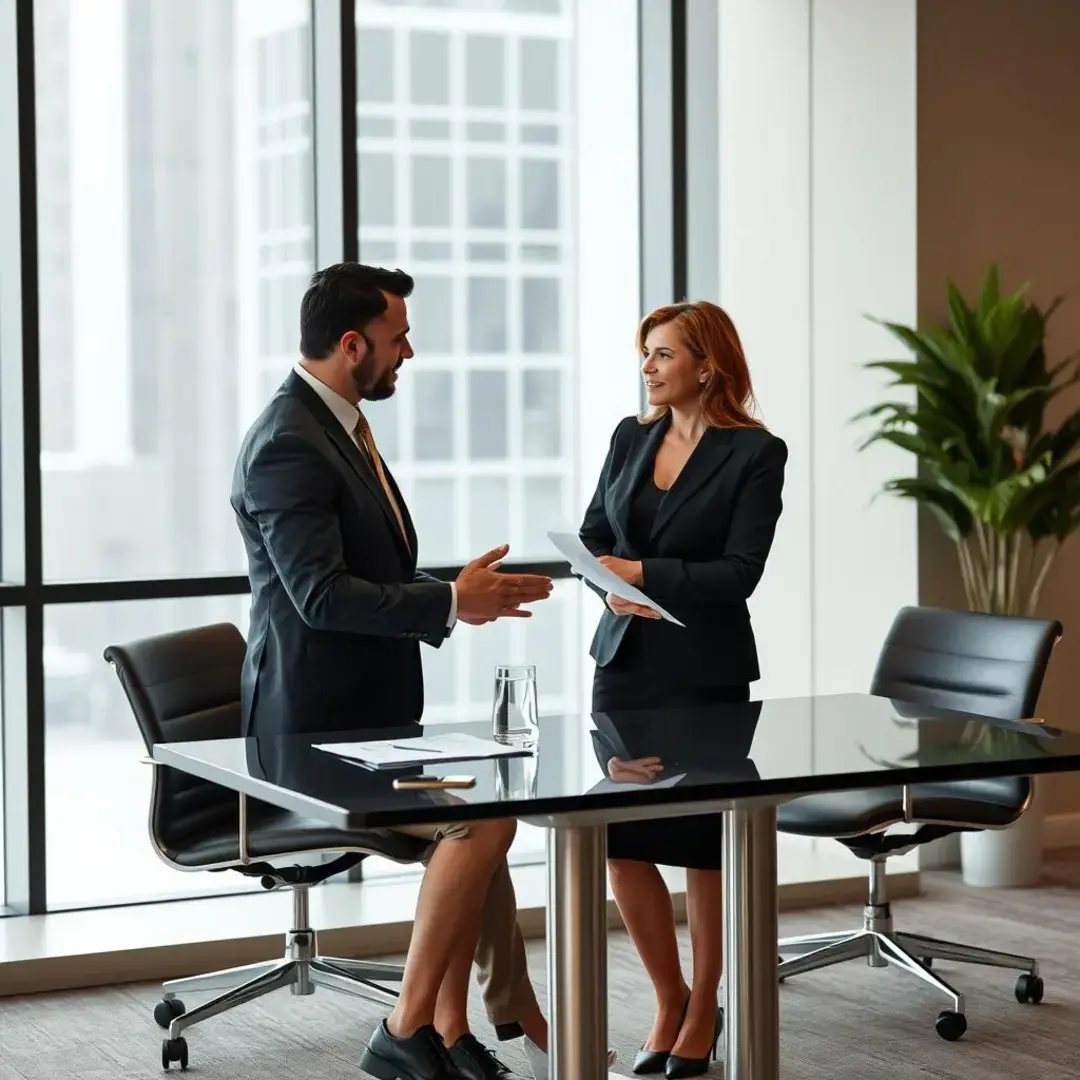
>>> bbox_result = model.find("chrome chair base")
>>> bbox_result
[777,858,1040,1036]
[157,886,403,1042]
[780,928,974,1010]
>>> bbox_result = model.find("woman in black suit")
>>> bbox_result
[580,301,786,1079]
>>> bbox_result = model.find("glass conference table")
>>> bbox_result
[152,693,1080,1080]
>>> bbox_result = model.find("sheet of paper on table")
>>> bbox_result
[314,732,530,770]
[547,530,685,627]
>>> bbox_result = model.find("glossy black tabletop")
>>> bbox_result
[151,693,1080,830]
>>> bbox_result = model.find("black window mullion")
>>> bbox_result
[671,0,688,304]
[10,0,46,916]
[338,0,358,264]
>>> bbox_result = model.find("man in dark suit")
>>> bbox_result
[231,264,553,1080]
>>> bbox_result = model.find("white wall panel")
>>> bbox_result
[810,0,918,695]
[717,0,813,698]
[715,0,918,703]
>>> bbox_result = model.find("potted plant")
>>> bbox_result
[858,265,1080,885]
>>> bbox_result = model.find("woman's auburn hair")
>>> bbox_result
[636,301,764,429]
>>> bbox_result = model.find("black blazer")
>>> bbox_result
[230,371,453,738]
[580,414,787,686]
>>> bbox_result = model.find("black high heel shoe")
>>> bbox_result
[632,997,690,1075]
[663,1007,723,1079]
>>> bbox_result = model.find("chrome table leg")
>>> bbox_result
[547,823,608,1080]
[724,806,780,1080]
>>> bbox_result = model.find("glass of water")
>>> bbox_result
[492,664,539,747]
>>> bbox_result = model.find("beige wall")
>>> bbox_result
[918,0,1080,816]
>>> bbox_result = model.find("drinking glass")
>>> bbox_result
[492,664,539,747]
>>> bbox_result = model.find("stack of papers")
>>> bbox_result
[547,531,685,626]
[314,732,531,770]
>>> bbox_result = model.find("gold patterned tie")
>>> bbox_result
[353,412,410,551]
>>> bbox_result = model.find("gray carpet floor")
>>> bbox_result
[4,856,1080,1079]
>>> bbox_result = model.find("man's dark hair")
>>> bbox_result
[299,263,414,359]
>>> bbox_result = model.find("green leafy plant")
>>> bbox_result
[859,265,1080,615]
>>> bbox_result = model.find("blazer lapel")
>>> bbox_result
[650,427,734,540]
[286,373,413,563]
[611,415,669,542]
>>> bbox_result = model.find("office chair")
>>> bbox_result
[105,623,425,1072]
[776,606,1061,1041]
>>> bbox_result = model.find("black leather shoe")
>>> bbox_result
[446,1034,526,1080]
[663,1008,723,1080]
[361,1020,455,1080]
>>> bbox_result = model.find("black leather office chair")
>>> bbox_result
[776,606,1061,1042]
[105,623,427,1072]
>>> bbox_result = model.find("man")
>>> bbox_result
[231,263,553,1080]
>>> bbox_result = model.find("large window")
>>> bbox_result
[0,0,643,915]
[352,0,635,876]
[28,0,317,909]
[357,0,574,566]
[36,0,315,583]
[45,598,255,908]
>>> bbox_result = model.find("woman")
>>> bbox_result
[579,301,786,1079]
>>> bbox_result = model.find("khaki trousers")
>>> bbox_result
[384,819,539,1027]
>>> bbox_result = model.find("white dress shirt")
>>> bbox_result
[293,361,457,627]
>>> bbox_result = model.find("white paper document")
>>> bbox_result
[587,772,688,795]
[547,531,685,627]
[313,732,529,771]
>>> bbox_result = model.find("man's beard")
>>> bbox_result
[351,343,398,401]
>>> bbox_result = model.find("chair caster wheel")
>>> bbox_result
[1015,973,1044,1004]
[154,998,186,1029]
[935,1010,966,1041]
[161,1036,189,1070]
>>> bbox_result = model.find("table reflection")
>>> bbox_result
[588,702,763,790]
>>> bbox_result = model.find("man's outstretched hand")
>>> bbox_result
[456,544,553,622]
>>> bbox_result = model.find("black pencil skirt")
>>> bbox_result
[591,622,749,871]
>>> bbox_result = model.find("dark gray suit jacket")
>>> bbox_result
[231,371,453,737]
[580,414,787,686]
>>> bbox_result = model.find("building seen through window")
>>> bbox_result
[31,0,596,905]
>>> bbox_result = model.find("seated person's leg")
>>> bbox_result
[362,818,528,1080]
[436,822,548,1080]
[474,849,546,1045]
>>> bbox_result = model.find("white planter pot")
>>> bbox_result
[960,784,1044,888]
